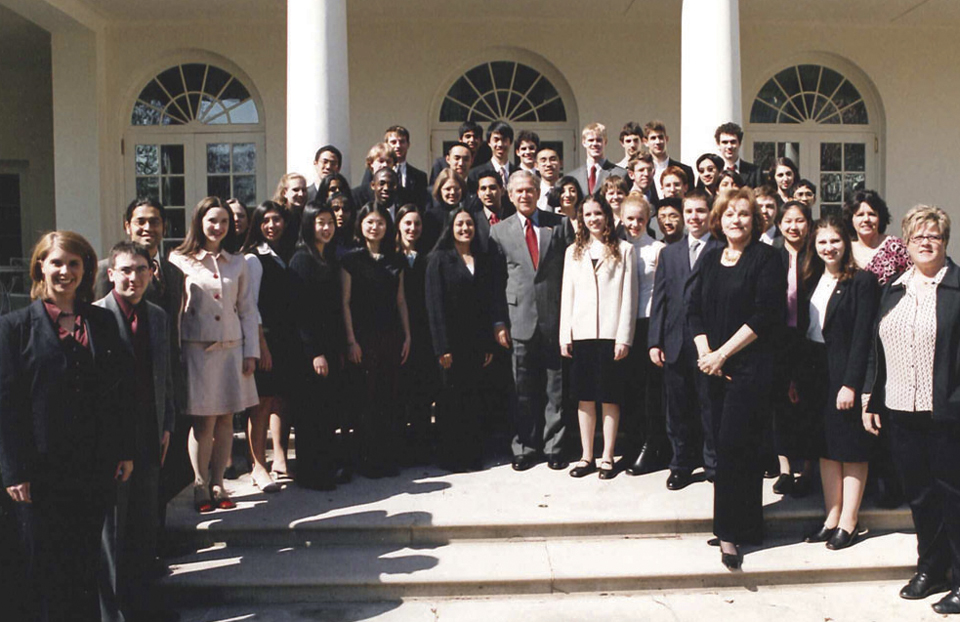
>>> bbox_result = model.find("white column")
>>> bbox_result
[680,0,742,168]
[287,0,351,182]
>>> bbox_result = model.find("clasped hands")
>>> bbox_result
[697,349,728,377]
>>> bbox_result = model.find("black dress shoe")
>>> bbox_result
[569,459,596,478]
[547,456,569,470]
[804,524,837,543]
[512,455,536,471]
[597,460,615,480]
[826,525,860,550]
[772,473,794,494]
[666,470,693,491]
[720,544,742,570]
[790,475,813,498]
[626,442,669,475]
[933,590,960,614]
[900,572,950,600]
[704,470,716,483]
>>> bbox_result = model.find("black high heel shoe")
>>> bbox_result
[720,542,742,570]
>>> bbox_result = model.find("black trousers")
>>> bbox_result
[773,328,816,462]
[663,341,714,474]
[293,366,339,487]
[436,349,486,468]
[886,410,960,586]
[705,359,771,545]
[355,329,403,471]
[622,319,665,458]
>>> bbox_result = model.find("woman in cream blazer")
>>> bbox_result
[560,196,638,479]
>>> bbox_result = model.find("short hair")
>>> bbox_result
[124,197,167,224]
[754,184,778,200]
[619,121,644,142]
[476,169,503,188]
[29,231,98,304]
[515,130,541,151]
[716,168,745,189]
[683,188,711,208]
[643,120,667,137]
[458,121,483,141]
[656,197,684,215]
[581,122,607,142]
[599,174,630,197]
[660,166,689,187]
[108,240,151,268]
[709,187,763,242]
[627,151,655,172]
[793,179,817,198]
[432,168,467,204]
[313,145,342,167]
[777,200,813,226]
[447,141,472,157]
[487,121,514,143]
[714,122,744,143]
[902,204,951,247]
[384,125,410,141]
[506,169,538,195]
[843,189,891,235]
[365,142,396,170]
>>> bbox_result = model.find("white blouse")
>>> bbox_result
[629,233,665,319]
[805,272,838,344]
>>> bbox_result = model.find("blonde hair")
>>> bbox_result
[364,142,396,170]
[273,172,307,205]
[902,204,951,246]
[581,122,607,142]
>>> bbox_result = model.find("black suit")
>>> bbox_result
[648,234,722,474]
[468,160,515,187]
[736,159,762,188]
[0,299,135,622]
[648,158,696,204]
[430,145,493,187]
[361,163,430,208]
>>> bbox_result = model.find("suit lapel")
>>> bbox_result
[823,278,847,332]
[103,293,134,354]
[29,299,65,365]
[536,218,553,273]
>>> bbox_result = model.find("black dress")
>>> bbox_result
[249,247,297,398]
[399,251,439,456]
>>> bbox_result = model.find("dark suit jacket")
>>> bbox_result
[288,248,343,363]
[648,234,722,364]
[430,145,493,187]
[425,248,497,357]
[737,159,762,188]
[0,299,135,489]
[866,260,960,422]
[570,158,628,196]
[421,196,482,254]
[648,158,696,204]
[797,269,879,393]
[468,160,516,186]
[360,163,430,208]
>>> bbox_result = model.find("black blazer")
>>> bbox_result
[425,248,496,357]
[738,159,762,188]
[798,270,879,391]
[0,299,135,489]
[866,259,960,422]
[288,248,343,362]
[648,234,722,364]
[360,164,430,209]
[468,160,515,186]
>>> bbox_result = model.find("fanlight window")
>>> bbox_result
[131,63,260,126]
[440,61,567,123]
[750,64,868,125]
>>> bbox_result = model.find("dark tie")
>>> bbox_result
[151,259,165,296]
[525,218,539,270]
[588,165,597,195]
[500,166,508,188]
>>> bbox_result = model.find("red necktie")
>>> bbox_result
[588,165,597,194]
[525,218,539,270]
[489,212,500,225]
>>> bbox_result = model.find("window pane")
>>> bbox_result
[821,173,842,202]
[227,100,259,124]
[537,99,566,123]
[162,176,185,206]
[233,175,257,206]
[841,101,869,124]
[440,98,468,123]
[749,100,778,124]
[157,67,185,98]
[820,204,841,219]
[527,78,559,106]
[490,61,514,88]
[207,175,231,200]
[753,142,775,172]
[755,78,786,109]
[132,102,162,126]
[207,144,230,174]
[818,68,843,98]
[512,63,539,95]
[844,173,866,199]
[844,143,866,172]
[465,65,493,95]
[219,79,250,104]
[166,208,186,238]
[775,67,800,97]
[446,76,475,107]
[182,63,206,93]
[204,66,232,98]
[135,145,159,176]
[798,64,820,93]
[161,145,184,175]
[161,114,185,126]
[233,143,256,173]
[136,176,159,200]
[820,143,842,171]
[833,80,861,111]
[138,79,169,108]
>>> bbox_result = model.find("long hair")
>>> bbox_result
[353,203,396,256]
[573,196,621,263]
[296,200,338,267]
[547,175,584,214]
[432,168,467,206]
[433,207,480,255]
[29,230,98,304]
[241,200,287,254]
[394,204,423,253]
[273,172,307,206]
[801,214,858,288]
[174,196,238,256]
[317,173,351,204]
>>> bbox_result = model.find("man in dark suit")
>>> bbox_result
[430,121,489,186]
[756,185,784,247]
[627,153,659,205]
[715,121,761,187]
[645,189,722,489]
[489,171,569,471]
[570,122,628,196]
[306,145,343,203]
[644,120,695,200]
[359,126,429,208]
[96,241,179,622]
[468,121,516,189]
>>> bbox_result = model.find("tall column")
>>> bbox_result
[287,0,351,182]
[680,0,742,167]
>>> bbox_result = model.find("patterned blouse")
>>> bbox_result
[863,235,912,286]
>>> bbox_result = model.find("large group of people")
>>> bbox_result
[1,117,958,619]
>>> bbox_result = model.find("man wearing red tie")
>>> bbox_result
[571,122,628,196]
[714,122,761,188]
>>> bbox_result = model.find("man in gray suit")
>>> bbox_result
[489,171,569,471]
[97,241,178,622]
[570,122,628,196]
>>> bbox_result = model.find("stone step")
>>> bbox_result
[160,530,918,605]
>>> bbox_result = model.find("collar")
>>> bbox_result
[689,232,710,248]
[517,211,539,228]
[654,154,670,168]
[893,264,949,288]
[111,289,140,321]
[196,247,230,261]
[588,158,607,170]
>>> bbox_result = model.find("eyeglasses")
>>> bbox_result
[909,234,944,244]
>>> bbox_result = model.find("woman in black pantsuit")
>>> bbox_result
[0,231,134,622]
[688,188,786,570]
[796,215,879,549]
[425,207,496,471]
[289,201,344,490]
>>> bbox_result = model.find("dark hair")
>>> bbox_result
[777,200,813,226]
[573,196,621,263]
[801,213,858,287]
[755,183,778,200]
[714,122,744,143]
[696,153,725,192]
[515,130,540,151]
[124,197,167,224]
[242,200,287,254]
[394,204,423,252]
[683,188,711,207]
[29,231,98,304]
[328,191,356,240]
[384,125,410,141]
[458,121,483,141]
[433,206,480,254]
[313,145,342,167]
[643,120,667,137]
[317,173,351,203]
[547,175,584,211]
[716,168,745,188]
[476,169,504,188]
[297,200,338,265]
[793,179,817,197]
[843,189,891,235]
[447,141,472,157]
[619,121,643,142]
[598,174,630,199]
[487,121,514,143]
[768,156,799,188]
[175,196,238,256]
[108,240,151,268]
[656,196,684,215]
[353,203,396,255]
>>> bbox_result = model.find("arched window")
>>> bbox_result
[747,59,883,217]
[131,63,259,126]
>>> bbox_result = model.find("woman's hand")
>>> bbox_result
[649,347,665,368]
[697,350,727,377]
[483,353,494,367]
[400,335,411,365]
[495,326,512,349]
[348,342,362,365]
[6,482,30,504]
[312,355,329,377]
[439,353,453,369]
[115,460,134,482]
[614,344,630,361]
[788,380,800,405]
[863,410,882,436]
[258,341,273,371]
[836,386,855,411]
[242,357,257,375]
[561,343,573,358]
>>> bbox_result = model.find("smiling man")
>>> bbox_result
[571,122,627,196]
[536,147,562,210]
[469,121,515,188]
[644,120,694,202]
